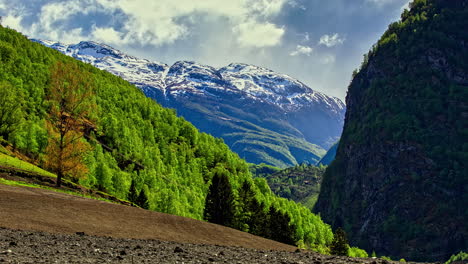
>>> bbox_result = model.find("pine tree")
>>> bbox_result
[136,186,150,209]
[330,227,349,256]
[234,181,256,231]
[203,170,235,227]
[128,179,138,205]
[267,206,297,245]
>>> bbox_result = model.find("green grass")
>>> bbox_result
[0,153,56,178]
[0,177,115,203]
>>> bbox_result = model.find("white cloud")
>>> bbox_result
[233,20,285,48]
[318,33,345,47]
[107,0,288,47]
[289,45,313,56]
[0,0,288,48]
[92,26,122,45]
[2,15,24,31]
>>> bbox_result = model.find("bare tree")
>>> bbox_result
[45,61,96,187]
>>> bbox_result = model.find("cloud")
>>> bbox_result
[318,33,345,47]
[233,21,285,48]
[289,45,313,56]
[2,15,24,31]
[92,26,122,44]
[0,0,288,48]
[101,0,288,47]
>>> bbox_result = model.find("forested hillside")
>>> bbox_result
[315,0,467,261]
[251,164,325,210]
[0,25,334,251]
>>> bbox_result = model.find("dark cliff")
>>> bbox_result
[314,0,467,261]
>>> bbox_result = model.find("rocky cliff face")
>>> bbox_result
[314,0,467,261]
[34,40,345,168]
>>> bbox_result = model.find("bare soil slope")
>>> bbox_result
[0,184,294,251]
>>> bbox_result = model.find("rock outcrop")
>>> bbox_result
[314,0,467,261]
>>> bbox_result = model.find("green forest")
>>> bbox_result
[251,163,325,210]
[0,25,334,251]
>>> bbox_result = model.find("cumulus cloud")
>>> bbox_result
[233,21,285,48]
[289,45,313,56]
[92,26,122,45]
[318,33,345,47]
[0,0,288,48]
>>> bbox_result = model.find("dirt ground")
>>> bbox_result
[0,184,437,263]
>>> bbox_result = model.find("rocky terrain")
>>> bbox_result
[0,227,438,264]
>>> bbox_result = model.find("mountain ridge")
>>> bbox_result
[34,39,345,168]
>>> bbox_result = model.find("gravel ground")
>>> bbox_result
[0,228,438,264]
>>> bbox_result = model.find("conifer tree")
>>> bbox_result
[136,186,150,209]
[203,169,235,227]
[128,179,138,204]
[45,61,95,187]
[330,227,349,256]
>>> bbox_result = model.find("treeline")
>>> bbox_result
[0,25,333,250]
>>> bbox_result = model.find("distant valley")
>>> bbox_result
[34,39,345,168]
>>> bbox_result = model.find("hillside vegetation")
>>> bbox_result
[251,163,325,210]
[315,0,467,261]
[0,25,334,251]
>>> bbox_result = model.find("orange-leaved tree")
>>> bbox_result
[46,61,96,187]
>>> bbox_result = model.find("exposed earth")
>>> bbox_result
[0,184,437,263]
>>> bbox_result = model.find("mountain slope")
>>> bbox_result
[317,141,338,166]
[314,0,468,261]
[34,40,345,168]
[0,25,333,250]
[252,164,325,210]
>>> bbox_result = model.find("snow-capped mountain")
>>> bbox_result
[35,39,345,168]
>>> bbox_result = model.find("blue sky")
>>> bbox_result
[0,0,410,101]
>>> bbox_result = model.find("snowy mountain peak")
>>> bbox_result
[34,39,344,113]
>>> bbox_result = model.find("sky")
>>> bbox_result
[0,0,410,101]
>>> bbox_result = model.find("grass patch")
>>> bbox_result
[0,177,115,203]
[0,153,56,178]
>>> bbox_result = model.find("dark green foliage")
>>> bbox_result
[252,163,326,210]
[128,180,138,205]
[0,25,334,250]
[315,0,468,261]
[136,187,150,210]
[234,180,257,231]
[204,169,235,227]
[330,228,349,256]
[266,206,297,245]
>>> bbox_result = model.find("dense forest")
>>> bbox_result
[315,0,467,261]
[0,25,335,251]
[251,163,325,210]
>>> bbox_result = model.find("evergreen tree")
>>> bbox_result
[267,206,297,245]
[136,186,150,209]
[234,181,256,231]
[128,179,138,204]
[203,170,235,227]
[330,227,349,256]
